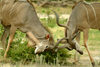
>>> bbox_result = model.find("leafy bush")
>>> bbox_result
[41,49,71,64]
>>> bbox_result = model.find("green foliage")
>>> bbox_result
[0,24,4,37]
[5,38,70,64]
[86,0,92,1]
[41,49,71,64]
[86,0,98,1]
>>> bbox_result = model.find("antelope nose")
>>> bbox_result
[35,51,40,54]
[34,48,43,54]
[34,48,39,54]
[77,49,83,55]
[35,51,39,54]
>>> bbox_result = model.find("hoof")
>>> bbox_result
[92,62,95,67]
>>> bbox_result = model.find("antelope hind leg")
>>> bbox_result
[83,29,95,67]
[4,26,17,58]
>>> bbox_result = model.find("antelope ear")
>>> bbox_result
[45,34,50,39]
[72,0,84,9]
[72,1,78,9]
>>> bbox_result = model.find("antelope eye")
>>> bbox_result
[35,46,36,49]
[46,46,48,48]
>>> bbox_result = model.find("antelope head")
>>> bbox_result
[27,32,54,54]
[53,11,83,55]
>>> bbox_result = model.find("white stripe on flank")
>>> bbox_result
[89,3,97,24]
[84,2,97,24]
[82,4,90,23]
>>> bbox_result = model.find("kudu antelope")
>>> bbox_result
[55,1,100,67]
[0,0,57,58]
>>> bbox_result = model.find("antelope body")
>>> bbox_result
[0,0,55,58]
[56,1,100,67]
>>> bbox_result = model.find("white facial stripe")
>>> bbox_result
[35,47,39,54]
[35,42,44,54]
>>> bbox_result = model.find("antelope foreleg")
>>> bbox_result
[26,35,36,47]
[83,29,95,67]
[74,32,81,64]
[26,32,39,45]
